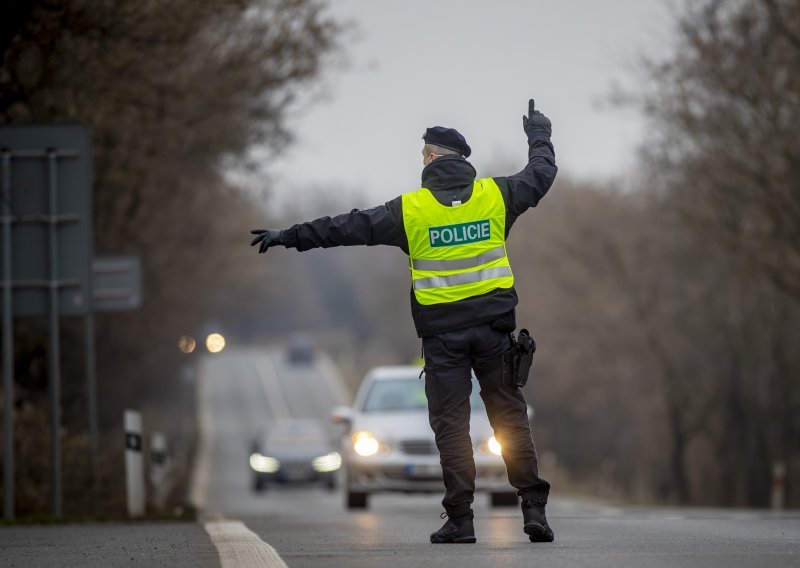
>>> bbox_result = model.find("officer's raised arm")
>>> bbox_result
[500,99,558,219]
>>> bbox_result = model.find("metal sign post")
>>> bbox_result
[85,313,98,483]
[2,151,14,520]
[88,256,142,480]
[46,151,62,516]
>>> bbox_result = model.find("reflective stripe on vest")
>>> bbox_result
[411,244,507,272]
[413,265,514,291]
[401,178,514,306]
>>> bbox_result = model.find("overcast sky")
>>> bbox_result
[266,0,676,209]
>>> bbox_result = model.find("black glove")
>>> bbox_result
[249,229,284,254]
[522,98,552,139]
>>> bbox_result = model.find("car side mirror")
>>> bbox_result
[330,405,354,430]
[526,405,535,420]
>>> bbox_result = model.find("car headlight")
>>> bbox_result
[312,452,342,472]
[250,453,280,473]
[352,431,380,457]
[487,436,502,456]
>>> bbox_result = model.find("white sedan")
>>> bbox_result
[331,365,519,510]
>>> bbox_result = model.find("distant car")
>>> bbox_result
[286,334,315,365]
[249,419,340,491]
[330,366,519,510]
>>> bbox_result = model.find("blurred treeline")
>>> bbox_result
[0,0,340,517]
[257,0,800,508]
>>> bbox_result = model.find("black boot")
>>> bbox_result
[522,499,554,542]
[430,511,476,544]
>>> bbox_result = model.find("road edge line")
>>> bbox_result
[204,520,289,568]
[253,354,292,419]
[316,353,352,406]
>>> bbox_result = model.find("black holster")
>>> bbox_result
[503,328,536,388]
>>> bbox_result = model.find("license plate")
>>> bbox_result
[285,467,311,481]
[407,464,440,477]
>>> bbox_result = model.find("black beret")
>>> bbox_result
[422,126,471,158]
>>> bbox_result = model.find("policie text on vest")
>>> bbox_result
[428,220,491,248]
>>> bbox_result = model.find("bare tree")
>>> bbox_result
[0,0,341,516]
[640,0,800,300]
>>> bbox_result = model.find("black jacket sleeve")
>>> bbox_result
[494,132,558,233]
[281,196,409,254]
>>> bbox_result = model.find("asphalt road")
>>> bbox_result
[196,348,800,568]
[2,347,798,567]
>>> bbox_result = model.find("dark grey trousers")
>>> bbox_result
[422,322,550,517]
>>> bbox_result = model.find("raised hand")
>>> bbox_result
[522,98,552,139]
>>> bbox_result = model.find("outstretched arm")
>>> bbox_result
[250,197,408,254]
[498,99,558,222]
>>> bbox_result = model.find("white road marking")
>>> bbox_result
[316,353,352,406]
[204,520,288,568]
[192,356,289,567]
[253,353,292,420]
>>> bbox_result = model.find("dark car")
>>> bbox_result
[250,419,340,491]
[286,334,315,365]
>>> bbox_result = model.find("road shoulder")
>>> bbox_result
[0,521,220,568]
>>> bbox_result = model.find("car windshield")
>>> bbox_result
[361,375,484,412]
[265,420,327,447]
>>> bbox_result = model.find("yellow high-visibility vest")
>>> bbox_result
[401,178,514,306]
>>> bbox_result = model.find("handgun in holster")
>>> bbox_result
[502,328,536,388]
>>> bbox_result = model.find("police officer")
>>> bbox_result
[250,99,557,544]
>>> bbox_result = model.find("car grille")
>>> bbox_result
[382,465,442,481]
[400,439,438,455]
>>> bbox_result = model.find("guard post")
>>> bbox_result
[149,431,171,511]
[124,409,145,517]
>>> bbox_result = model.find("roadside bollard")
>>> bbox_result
[149,431,172,511]
[771,461,786,511]
[124,410,146,517]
